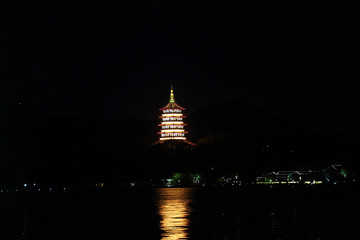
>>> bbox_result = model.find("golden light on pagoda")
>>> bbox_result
[154,85,195,145]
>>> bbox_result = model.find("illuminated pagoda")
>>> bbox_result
[154,86,195,145]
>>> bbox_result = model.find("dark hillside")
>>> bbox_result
[2,100,358,184]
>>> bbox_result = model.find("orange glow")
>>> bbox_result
[155,188,193,240]
[162,113,183,117]
[160,137,186,140]
[161,129,185,133]
[160,122,184,125]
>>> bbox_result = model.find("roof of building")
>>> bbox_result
[160,86,185,110]
[324,164,342,171]
[160,102,185,110]
[262,170,318,177]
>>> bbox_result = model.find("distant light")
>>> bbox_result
[38,189,41,191]
[33,183,36,186]
[63,187,66,191]
[24,184,27,187]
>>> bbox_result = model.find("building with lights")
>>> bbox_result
[154,86,195,145]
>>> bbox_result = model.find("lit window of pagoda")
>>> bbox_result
[154,86,195,145]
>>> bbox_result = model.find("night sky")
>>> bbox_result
[1,0,357,133]
[1,4,359,239]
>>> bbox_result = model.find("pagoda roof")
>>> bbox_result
[159,85,185,110]
[160,102,185,110]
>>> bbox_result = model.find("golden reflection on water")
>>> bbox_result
[155,188,194,240]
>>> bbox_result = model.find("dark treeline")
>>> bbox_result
[1,100,359,185]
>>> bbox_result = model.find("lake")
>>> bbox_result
[1,186,358,239]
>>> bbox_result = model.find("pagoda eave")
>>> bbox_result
[159,108,186,111]
[159,115,186,118]
[159,104,185,111]
[153,139,196,146]
[158,123,187,126]
[157,131,188,134]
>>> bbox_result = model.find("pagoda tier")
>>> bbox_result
[154,86,195,145]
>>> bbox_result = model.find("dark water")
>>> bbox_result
[1,186,359,239]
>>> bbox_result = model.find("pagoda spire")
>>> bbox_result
[169,84,175,103]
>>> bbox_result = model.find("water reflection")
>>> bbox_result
[155,188,194,240]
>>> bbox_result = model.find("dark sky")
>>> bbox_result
[1,1,357,133]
